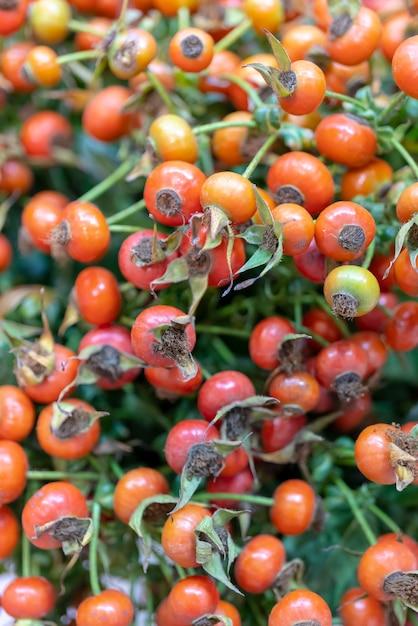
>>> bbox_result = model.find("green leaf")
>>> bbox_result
[253,185,274,226]
[244,63,294,99]
[189,274,209,316]
[0,320,41,340]
[262,29,291,72]
[383,215,417,278]
[237,224,266,245]
[278,122,315,151]
[209,395,279,428]
[170,472,202,514]
[203,551,243,595]
[129,494,179,570]
[328,0,360,18]
[233,246,272,277]
[150,256,190,291]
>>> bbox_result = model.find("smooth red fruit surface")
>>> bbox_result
[0,385,35,441]
[249,316,295,370]
[167,575,220,625]
[114,467,169,524]
[161,503,209,568]
[234,534,286,593]
[21,343,79,405]
[1,576,56,618]
[357,539,417,601]
[164,419,219,474]
[0,440,28,505]
[315,114,377,168]
[261,414,307,452]
[76,589,134,626]
[197,370,255,421]
[269,589,332,626]
[75,266,122,326]
[20,110,73,158]
[22,481,88,549]
[270,479,316,535]
[82,85,134,142]
[0,505,19,558]
[339,586,387,626]
[58,200,110,263]
[354,423,398,485]
[392,35,418,99]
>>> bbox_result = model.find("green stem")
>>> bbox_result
[298,324,329,347]
[21,532,31,577]
[27,470,100,481]
[366,503,402,534]
[193,119,257,136]
[110,460,125,480]
[193,492,274,506]
[57,49,100,65]
[107,199,146,225]
[222,73,264,109]
[376,91,407,125]
[214,17,252,53]
[242,132,278,179]
[68,19,109,36]
[109,224,142,233]
[325,90,369,111]
[89,501,102,596]
[362,237,375,270]
[146,70,177,115]
[334,476,376,545]
[177,6,190,30]
[195,324,251,338]
[78,159,135,203]
[390,138,418,179]
[312,293,351,338]
[409,611,418,626]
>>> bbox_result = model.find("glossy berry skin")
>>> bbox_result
[315,114,377,168]
[214,600,242,626]
[211,111,253,167]
[351,331,387,377]
[21,190,68,254]
[269,372,320,415]
[384,301,418,352]
[161,503,210,568]
[396,181,418,223]
[57,200,110,263]
[148,115,198,163]
[269,589,332,626]
[316,340,368,390]
[271,203,315,256]
[323,265,380,318]
[261,414,307,452]
[315,201,376,262]
[0,441,28,506]
[167,575,220,625]
[267,151,334,216]
[392,35,418,99]
[145,362,203,397]
[243,0,283,34]
[207,467,254,509]
[354,423,398,485]
[303,308,343,349]
[164,419,220,474]
[270,479,316,535]
[74,267,122,326]
[0,385,35,441]
[200,171,257,224]
[341,158,393,201]
[0,0,29,36]
[357,539,417,602]
[36,398,101,460]
[30,0,71,43]
[131,305,196,368]
[24,45,62,87]
[0,159,34,196]
[1,576,56,619]
[197,370,256,421]
[293,238,327,284]
[114,467,169,524]
[143,160,206,226]
[20,110,73,158]
[82,86,133,142]
[278,59,326,116]
[339,586,387,626]
[78,325,141,390]
[22,481,89,550]
[21,343,79,405]
[108,28,157,79]
[326,7,382,66]
[249,316,295,370]
[394,249,418,297]
[281,24,327,62]
[333,392,372,433]
[0,505,19,558]
[76,589,134,626]
[118,229,179,291]
[1,41,35,92]
[234,534,286,593]
[356,292,398,333]
[169,27,214,72]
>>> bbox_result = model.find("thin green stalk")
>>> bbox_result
[334,476,376,546]
[195,324,251,338]
[193,492,274,506]
[298,324,329,347]
[21,532,31,577]
[107,199,146,225]
[110,460,125,480]
[391,138,418,179]
[193,119,257,136]
[325,90,369,111]
[78,159,135,203]
[312,293,351,338]
[409,611,418,626]
[146,70,177,114]
[362,237,375,270]
[214,17,252,53]
[376,91,407,125]
[222,73,264,109]
[366,503,402,535]
[68,19,110,36]
[242,132,278,179]
[109,224,142,233]
[27,470,100,481]
[177,6,190,30]
[57,49,100,65]
[89,501,102,596]
[174,564,187,579]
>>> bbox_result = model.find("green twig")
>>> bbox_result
[146,70,177,115]
[242,132,278,179]
[362,237,375,270]
[193,119,257,136]
[377,91,407,125]
[193,492,274,506]
[221,73,264,109]
[366,503,402,535]
[78,159,135,203]
[107,199,146,225]
[177,6,190,30]
[57,49,100,65]
[89,501,102,596]
[390,138,418,179]
[325,90,369,111]
[195,324,251,338]
[334,476,376,546]
[27,470,100,481]
[21,532,31,577]
[214,17,252,53]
